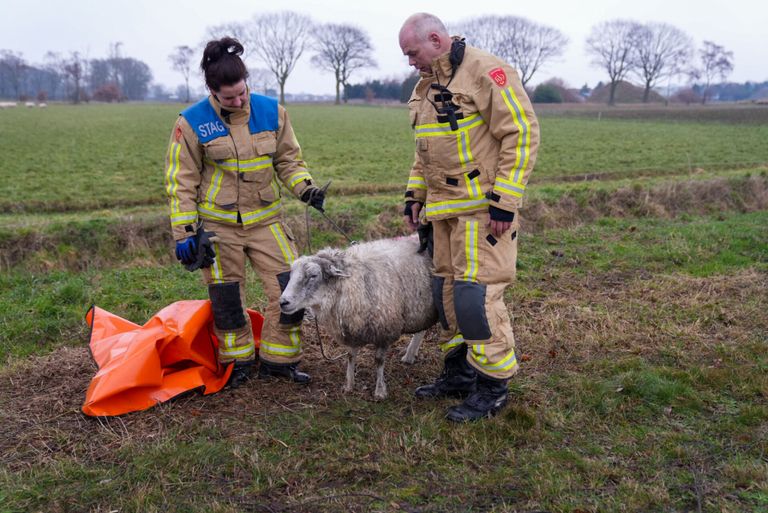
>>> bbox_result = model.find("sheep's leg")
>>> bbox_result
[344,347,358,393]
[401,331,425,364]
[374,346,388,400]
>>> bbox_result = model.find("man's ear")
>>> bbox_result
[428,32,441,48]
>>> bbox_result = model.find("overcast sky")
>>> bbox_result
[2,0,765,95]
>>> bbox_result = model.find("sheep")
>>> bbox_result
[279,236,438,399]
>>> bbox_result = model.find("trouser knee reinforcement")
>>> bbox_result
[208,282,246,330]
[453,280,491,341]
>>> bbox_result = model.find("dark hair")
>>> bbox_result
[200,37,249,91]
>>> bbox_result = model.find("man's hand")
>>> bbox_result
[487,206,515,238]
[487,219,512,238]
[403,201,422,231]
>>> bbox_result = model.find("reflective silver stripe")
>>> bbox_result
[171,211,197,226]
[198,204,239,222]
[439,333,464,352]
[220,344,255,358]
[241,200,282,225]
[415,114,484,136]
[425,197,489,216]
[495,180,525,197]
[463,221,479,282]
[259,340,300,357]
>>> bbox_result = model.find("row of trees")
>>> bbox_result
[586,19,733,105]
[168,12,377,105]
[0,45,153,103]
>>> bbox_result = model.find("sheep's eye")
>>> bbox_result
[309,273,319,280]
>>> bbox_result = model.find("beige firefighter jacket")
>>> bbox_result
[404,44,540,220]
[165,93,315,241]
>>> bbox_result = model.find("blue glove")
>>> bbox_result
[175,236,197,265]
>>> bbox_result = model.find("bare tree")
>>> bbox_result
[632,23,692,103]
[169,45,194,102]
[586,19,642,105]
[248,11,313,105]
[63,51,87,104]
[204,22,251,49]
[454,16,567,87]
[311,23,376,104]
[694,41,734,104]
[0,50,28,100]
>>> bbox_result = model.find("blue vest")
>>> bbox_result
[180,94,279,143]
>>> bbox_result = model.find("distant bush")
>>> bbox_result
[93,83,121,103]
[533,84,563,103]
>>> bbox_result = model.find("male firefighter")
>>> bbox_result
[399,13,540,421]
[164,37,325,388]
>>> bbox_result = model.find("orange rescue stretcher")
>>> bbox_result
[82,300,263,417]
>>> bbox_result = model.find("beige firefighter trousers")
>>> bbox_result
[200,220,304,365]
[431,211,520,380]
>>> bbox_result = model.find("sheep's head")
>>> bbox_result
[279,251,348,315]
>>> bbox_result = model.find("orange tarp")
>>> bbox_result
[82,300,263,417]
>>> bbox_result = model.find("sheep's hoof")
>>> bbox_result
[374,387,388,400]
[342,384,354,393]
[401,354,416,364]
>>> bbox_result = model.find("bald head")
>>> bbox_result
[399,13,449,42]
[399,13,452,73]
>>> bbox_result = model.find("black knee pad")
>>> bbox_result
[431,276,449,330]
[208,282,246,330]
[276,271,305,325]
[453,280,491,341]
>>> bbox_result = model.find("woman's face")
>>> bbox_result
[212,80,247,108]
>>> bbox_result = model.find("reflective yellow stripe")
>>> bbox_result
[206,165,225,204]
[463,221,479,282]
[165,142,182,213]
[288,171,312,189]
[220,342,255,359]
[408,176,427,190]
[425,197,489,217]
[439,333,465,353]
[197,200,283,225]
[464,173,482,199]
[288,326,302,347]
[500,86,532,184]
[414,113,484,135]
[270,223,296,264]
[210,242,224,284]
[206,156,273,172]
[470,347,518,373]
[170,211,197,226]
[241,200,282,225]
[259,340,300,357]
[494,177,525,198]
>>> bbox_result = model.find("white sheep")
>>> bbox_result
[279,236,437,399]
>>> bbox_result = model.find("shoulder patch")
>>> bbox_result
[174,122,183,142]
[488,67,507,87]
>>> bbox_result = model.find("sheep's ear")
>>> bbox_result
[328,264,350,278]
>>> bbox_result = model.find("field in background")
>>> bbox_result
[0,103,766,512]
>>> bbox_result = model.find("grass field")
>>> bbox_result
[0,102,766,512]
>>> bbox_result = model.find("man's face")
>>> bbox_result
[212,79,247,108]
[400,29,443,74]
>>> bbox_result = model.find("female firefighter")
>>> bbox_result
[164,37,325,388]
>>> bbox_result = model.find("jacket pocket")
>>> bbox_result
[242,132,277,185]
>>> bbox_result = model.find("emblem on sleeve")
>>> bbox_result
[488,67,507,87]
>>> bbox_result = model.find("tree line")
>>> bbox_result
[0,12,739,105]
[0,44,152,103]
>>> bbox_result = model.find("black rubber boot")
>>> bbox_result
[227,361,254,389]
[258,359,311,384]
[445,373,509,422]
[415,344,477,399]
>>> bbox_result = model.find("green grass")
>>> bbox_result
[2,104,768,211]
[1,103,767,512]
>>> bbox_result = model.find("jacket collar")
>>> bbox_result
[208,89,251,126]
